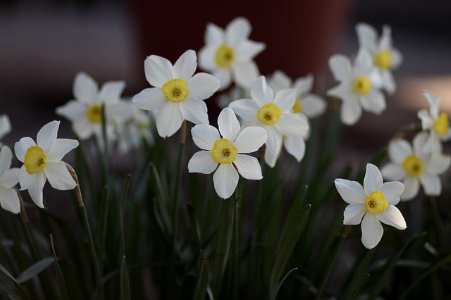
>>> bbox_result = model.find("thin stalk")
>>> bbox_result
[67,165,103,299]
[49,234,71,300]
[232,185,241,300]
[428,197,444,248]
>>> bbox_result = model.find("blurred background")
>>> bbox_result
[1,0,451,160]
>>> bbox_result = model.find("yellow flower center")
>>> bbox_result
[256,103,282,126]
[211,138,237,164]
[215,44,235,69]
[292,98,303,113]
[374,49,393,70]
[24,146,47,174]
[433,112,449,137]
[162,79,189,103]
[402,155,424,177]
[365,191,389,214]
[352,76,372,96]
[86,104,103,124]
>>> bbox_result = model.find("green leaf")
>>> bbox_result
[0,264,17,284]
[194,256,210,300]
[340,249,375,300]
[16,257,57,284]
[120,256,131,300]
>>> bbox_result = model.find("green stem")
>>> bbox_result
[428,197,444,248]
[232,185,241,300]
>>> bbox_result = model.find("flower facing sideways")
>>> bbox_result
[0,146,20,214]
[335,163,407,249]
[133,50,220,138]
[14,121,79,208]
[188,108,267,199]
[328,50,386,125]
[199,17,265,89]
[269,71,326,119]
[229,76,310,167]
[356,23,402,94]
[417,92,451,153]
[381,132,450,200]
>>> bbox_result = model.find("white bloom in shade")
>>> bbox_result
[0,115,11,143]
[335,163,407,249]
[328,51,386,125]
[229,76,310,167]
[14,121,79,208]
[269,71,326,118]
[417,92,451,153]
[0,146,20,214]
[57,72,129,141]
[356,23,402,94]
[188,108,266,199]
[381,132,450,200]
[133,50,220,138]
[199,17,265,89]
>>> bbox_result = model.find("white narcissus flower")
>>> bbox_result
[57,72,129,141]
[417,92,451,153]
[229,76,310,167]
[269,71,326,119]
[0,146,20,214]
[381,132,450,200]
[199,17,265,89]
[356,23,402,94]
[188,108,267,199]
[335,163,407,249]
[14,121,79,208]
[328,51,386,125]
[0,115,11,143]
[133,50,220,138]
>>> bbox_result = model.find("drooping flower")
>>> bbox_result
[133,50,220,138]
[199,17,265,89]
[229,76,309,167]
[328,50,386,125]
[14,121,79,208]
[0,115,11,144]
[417,92,450,152]
[269,71,326,118]
[356,23,402,94]
[57,72,130,141]
[188,108,267,199]
[0,146,20,214]
[381,132,450,200]
[335,163,407,249]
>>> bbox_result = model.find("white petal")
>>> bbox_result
[187,151,217,174]
[418,110,433,130]
[205,23,224,44]
[275,89,298,111]
[301,95,326,118]
[37,121,60,152]
[364,163,383,194]
[341,97,362,125]
[0,146,12,175]
[343,204,365,225]
[213,164,239,199]
[381,163,404,181]
[0,115,11,139]
[420,174,441,196]
[360,89,386,114]
[73,120,96,140]
[18,166,33,190]
[293,75,314,95]
[188,73,220,101]
[381,71,396,95]
[14,137,36,162]
[284,135,306,162]
[27,173,46,208]
[388,139,412,164]
[391,48,403,68]
[0,187,20,214]
[44,162,76,190]
[180,100,209,125]
[378,206,406,230]
[229,99,259,122]
[355,49,374,74]
[413,131,431,155]
[155,103,184,138]
[0,168,19,189]
[132,88,166,112]
[427,152,451,175]
[218,108,240,140]
[264,127,282,168]
[191,124,220,150]
[99,81,125,102]
[276,113,309,137]
[334,178,366,204]
[361,214,384,249]
[234,127,267,153]
[199,45,217,71]
[214,69,232,90]
[144,55,174,87]
[232,61,259,89]
[356,23,378,51]
[225,17,251,46]
[270,71,291,91]
[380,181,404,205]
[236,40,265,61]
[401,177,419,200]
[250,76,273,104]
[56,101,86,122]
[173,50,197,80]
[329,55,352,81]
[379,26,393,49]
[73,72,98,103]
[234,154,262,180]
[47,139,79,161]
